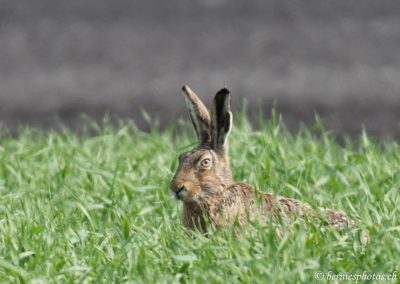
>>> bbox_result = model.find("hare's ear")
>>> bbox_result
[181,85,211,144]
[211,88,232,153]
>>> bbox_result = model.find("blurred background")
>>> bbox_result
[1,0,400,139]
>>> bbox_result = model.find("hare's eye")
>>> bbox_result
[200,158,211,168]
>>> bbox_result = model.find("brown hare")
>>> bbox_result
[170,85,354,233]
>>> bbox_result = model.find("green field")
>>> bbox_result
[0,115,399,283]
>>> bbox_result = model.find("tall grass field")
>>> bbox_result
[0,114,399,283]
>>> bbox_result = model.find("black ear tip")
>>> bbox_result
[217,88,230,96]
[182,85,189,92]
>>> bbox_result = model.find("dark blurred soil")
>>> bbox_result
[1,0,400,140]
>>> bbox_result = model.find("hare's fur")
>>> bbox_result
[171,86,354,232]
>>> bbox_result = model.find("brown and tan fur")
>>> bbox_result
[170,85,354,233]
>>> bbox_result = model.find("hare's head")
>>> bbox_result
[170,86,233,203]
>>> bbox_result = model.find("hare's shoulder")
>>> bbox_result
[227,182,254,197]
[258,191,314,216]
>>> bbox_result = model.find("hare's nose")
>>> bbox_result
[175,186,187,199]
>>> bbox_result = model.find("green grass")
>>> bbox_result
[0,114,399,283]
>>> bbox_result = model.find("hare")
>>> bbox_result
[170,85,354,233]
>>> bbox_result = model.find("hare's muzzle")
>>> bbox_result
[174,186,187,200]
[170,175,187,200]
